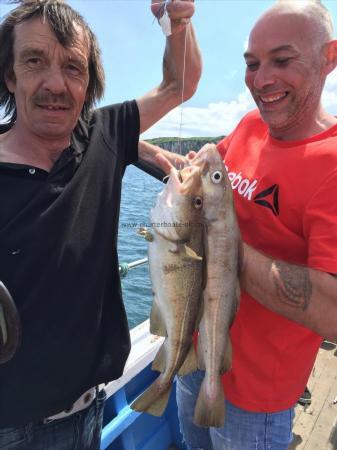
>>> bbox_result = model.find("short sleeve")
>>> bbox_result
[93,100,140,167]
[304,169,337,274]
[118,100,140,166]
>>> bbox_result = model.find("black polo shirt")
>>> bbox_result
[0,101,139,426]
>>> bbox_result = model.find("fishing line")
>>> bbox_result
[178,24,188,158]
[153,1,189,167]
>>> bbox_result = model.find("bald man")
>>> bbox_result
[176,1,337,449]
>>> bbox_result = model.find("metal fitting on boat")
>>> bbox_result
[0,281,21,364]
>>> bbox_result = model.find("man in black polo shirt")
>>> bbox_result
[0,0,201,448]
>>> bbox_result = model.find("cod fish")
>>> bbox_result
[192,144,241,428]
[131,164,204,416]
[0,281,21,364]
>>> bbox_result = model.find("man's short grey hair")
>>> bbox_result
[275,0,334,42]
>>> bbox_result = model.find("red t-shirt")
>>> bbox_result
[216,109,337,412]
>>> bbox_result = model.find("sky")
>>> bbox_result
[1,0,337,139]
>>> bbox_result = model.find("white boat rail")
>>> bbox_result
[119,258,148,278]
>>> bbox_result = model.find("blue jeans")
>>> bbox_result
[176,371,294,450]
[0,389,106,450]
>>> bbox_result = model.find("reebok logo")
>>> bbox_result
[253,184,279,216]
[226,168,258,200]
[226,167,279,215]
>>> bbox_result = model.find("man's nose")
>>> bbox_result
[253,64,276,90]
[42,66,66,94]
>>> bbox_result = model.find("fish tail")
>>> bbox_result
[152,343,166,372]
[177,343,198,376]
[130,378,172,417]
[193,377,225,428]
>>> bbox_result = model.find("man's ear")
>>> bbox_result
[4,69,16,94]
[322,40,337,76]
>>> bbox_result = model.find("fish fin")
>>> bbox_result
[221,337,232,374]
[167,243,202,261]
[177,343,197,376]
[152,342,166,372]
[150,302,167,337]
[130,379,172,416]
[193,377,225,428]
[137,227,154,242]
[137,227,147,236]
[182,244,203,261]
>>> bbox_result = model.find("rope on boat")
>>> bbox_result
[119,258,149,278]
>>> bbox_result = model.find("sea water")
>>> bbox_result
[118,164,163,329]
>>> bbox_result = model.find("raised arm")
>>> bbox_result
[137,0,202,134]
[241,243,337,341]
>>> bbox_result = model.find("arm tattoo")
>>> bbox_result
[272,261,312,311]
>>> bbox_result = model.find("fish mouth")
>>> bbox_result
[188,144,220,169]
[155,165,202,222]
[166,165,201,197]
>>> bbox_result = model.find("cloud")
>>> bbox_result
[141,88,255,139]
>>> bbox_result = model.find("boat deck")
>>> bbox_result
[289,341,337,450]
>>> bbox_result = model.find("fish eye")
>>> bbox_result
[194,196,203,209]
[211,170,223,184]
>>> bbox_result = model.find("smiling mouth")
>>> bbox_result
[37,105,69,111]
[259,92,288,103]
